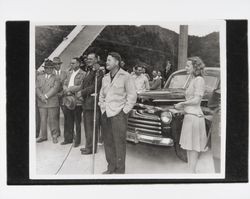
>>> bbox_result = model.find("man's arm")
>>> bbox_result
[81,71,103,98]
[36,76,47,102]
[45,78,60,98]
[123,75,137,114]
[145,77,150,90]
[63,73,70,92]
[68,84,82,93]
[36,78,43,99]
[98,78,106,114]
[68,72,86,93]
[150,78,161,90]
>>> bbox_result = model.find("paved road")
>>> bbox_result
[36,115,215,176]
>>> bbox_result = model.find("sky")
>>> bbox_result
[160,24,220,37]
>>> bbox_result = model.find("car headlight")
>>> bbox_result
[161,111,172,124]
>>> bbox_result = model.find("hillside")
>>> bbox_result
[35,25,220,72]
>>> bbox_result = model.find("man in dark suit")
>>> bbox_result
[80,52,103,154]
[150,70,162,90]
[61,57,86,147]
[163,60,174,83]
[52,57,67,137]
[36,59,60,143]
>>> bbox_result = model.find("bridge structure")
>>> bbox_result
[38,25,105,71]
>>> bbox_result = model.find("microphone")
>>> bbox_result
[92,63,100,71]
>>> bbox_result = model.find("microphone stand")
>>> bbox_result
[92,69,98,174]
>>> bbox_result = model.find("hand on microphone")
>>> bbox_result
[92,63,100,71]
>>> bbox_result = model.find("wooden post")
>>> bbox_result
[178,25,188,70]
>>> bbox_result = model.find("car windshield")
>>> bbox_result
[166,74,218,92]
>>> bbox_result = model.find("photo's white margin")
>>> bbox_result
[29,22,36,178]
[29,20,226,180]
[219,20,227,179]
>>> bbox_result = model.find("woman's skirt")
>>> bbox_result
[179,114,207,152]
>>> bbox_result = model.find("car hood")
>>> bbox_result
[138,88,210,101]
[138,88,186,100]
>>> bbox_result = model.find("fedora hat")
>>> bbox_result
[53,57,62,64]
[63,96,76,110]
[44,59,54,68]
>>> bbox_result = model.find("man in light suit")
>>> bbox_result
[36,59,60,143]
[52,57,67,137]
[61,57,86,147]
[36,70,43,138]
[131,65,150,93]
[99,52,137,174]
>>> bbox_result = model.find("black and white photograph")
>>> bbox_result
[30,21,226,179]
[2,0,250,198]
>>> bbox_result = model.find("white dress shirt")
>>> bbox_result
[45,74,51,79]
[68,69,80,87]
[132,73,150,93]
[55,69,61,76]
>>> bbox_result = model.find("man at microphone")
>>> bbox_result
[79,52,103,154]
[99,52,137,174]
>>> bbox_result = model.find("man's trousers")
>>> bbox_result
[55,104,65,137]
[62,105,82,144]
[101,111,128,174]
[38,107,59,140]
[36,103,40,138]
[83,109,100,151]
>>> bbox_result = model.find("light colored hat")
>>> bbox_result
[53,57,62,64]
[63,96,76,110]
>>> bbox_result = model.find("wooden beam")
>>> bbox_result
[177,25,188,70]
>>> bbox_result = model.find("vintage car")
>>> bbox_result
[126,67,220,161]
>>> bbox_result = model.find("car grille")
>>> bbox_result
[128,109,162,135]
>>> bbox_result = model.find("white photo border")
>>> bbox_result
[29,20,227,180]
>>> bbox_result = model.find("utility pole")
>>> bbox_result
[178,25,188,70]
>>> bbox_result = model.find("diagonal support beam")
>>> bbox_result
[39,25,105,71]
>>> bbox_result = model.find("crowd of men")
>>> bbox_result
[36,51,172,174]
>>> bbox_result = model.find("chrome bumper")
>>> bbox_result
[126,130,174,146]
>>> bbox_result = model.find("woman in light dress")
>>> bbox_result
[174,56,207,173]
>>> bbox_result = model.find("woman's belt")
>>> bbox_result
[184,112,204,118]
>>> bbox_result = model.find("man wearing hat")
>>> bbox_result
[61,57,86,147]
[99,52,137,174]
[36,59,60,143]
[52,57,67,137]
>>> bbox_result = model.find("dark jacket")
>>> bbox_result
[81,69,103,110]
[150,77,162,90]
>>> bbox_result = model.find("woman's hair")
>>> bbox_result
[188,56,205,77]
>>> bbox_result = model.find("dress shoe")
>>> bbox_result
[36,138,47,143]
[73,143,80,148]
[60,141,72,145]
[80,148,96,155]
[102,170,114,174]
[80,147,87,152]
[52,137,58,144]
